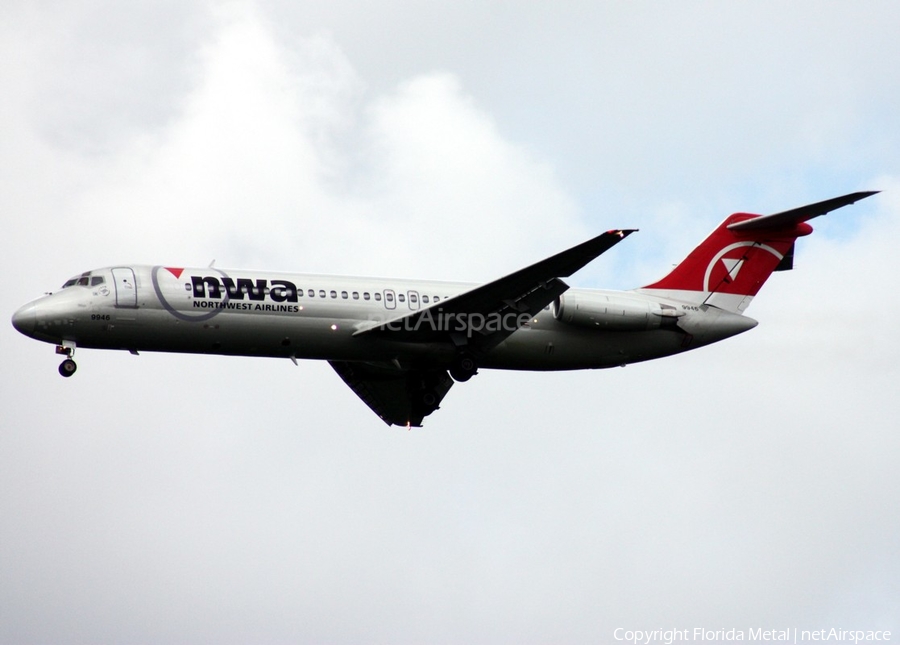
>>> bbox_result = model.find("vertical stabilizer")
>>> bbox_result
[637,191,877,313]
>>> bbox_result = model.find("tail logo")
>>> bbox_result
[721,258,745,282]
[703,242,783,293]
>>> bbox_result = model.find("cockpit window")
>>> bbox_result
[62,272,103,288]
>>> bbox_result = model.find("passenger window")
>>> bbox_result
[364,292,370,300]
[434,296,440,302]
[308,289,315,297]
[398,293,405,303]
[319,290,326,298]
[341,291,348,299]
[330,290,337,299]
[422,295,429,304]
[352,292,359,300]
[410,293,418,304]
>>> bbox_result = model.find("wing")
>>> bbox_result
[329,360,454,427]
[354,229,636,351]
[337,228,635,426]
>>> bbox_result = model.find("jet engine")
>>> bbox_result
[552,292,680,331]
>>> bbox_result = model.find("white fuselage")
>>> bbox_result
[13,264,757,372]
[12,192,873,426]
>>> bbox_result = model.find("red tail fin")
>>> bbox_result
[638,191,877,313]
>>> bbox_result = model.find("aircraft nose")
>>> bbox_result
[11,302,36,336]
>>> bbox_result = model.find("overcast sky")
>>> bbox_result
[2,1,898,643]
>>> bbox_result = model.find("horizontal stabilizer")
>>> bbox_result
[727,191,878,231]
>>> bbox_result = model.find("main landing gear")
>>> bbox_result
[56,342,77,377]
[449,353,478,382]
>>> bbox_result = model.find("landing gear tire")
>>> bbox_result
[59,359,77,377]
[410,389,440,422]
[450,354,478,382]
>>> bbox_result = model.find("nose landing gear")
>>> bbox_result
[58,358,77,377]
[56,342,77,378]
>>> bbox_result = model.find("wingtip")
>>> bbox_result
[843,190,880,206]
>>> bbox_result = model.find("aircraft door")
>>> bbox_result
[383,289,396,310]
[112,267,138,308]
[407,290,420,310]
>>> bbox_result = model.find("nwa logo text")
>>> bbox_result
[190,276,301,312]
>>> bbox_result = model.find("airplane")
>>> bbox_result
[12,191,876,427]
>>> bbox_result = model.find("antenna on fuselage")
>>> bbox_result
[208,259,216,268]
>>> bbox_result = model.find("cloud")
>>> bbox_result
[23,1,212,155]
[15,2,585,284]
